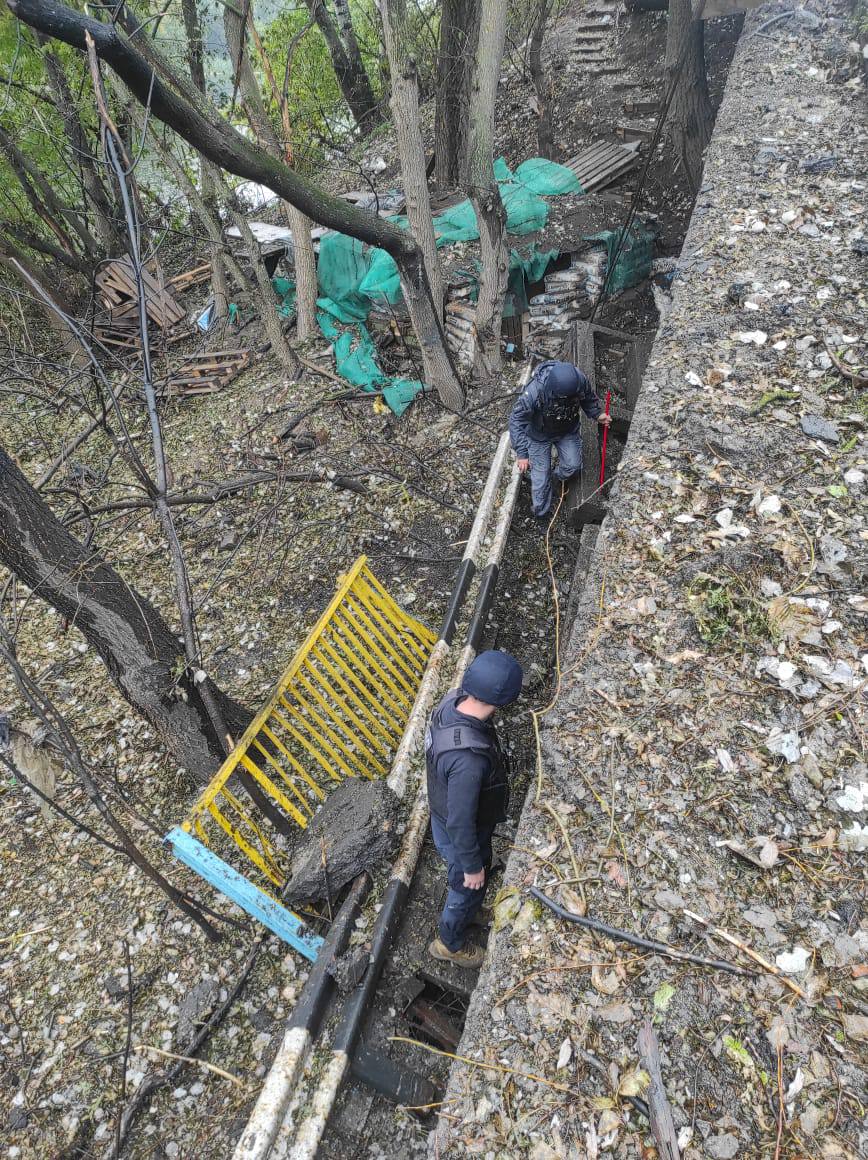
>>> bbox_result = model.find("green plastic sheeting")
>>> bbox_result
[272,275,296,318]
[304,157,585,414]
[316,314,423,417]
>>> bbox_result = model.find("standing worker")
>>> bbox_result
[425,650,524,969]
[509,360,611,527]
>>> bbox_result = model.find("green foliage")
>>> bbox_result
[853,0,868,41]
[0,13,98,236]
[261,1,386,171]
[687,572,771,648]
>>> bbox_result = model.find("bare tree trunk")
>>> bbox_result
[434,0,479,190]
[223,0,318,344]
[288,205,317,341]
[466,0,509,378]
[231,209,300,374]
[0,247,86,360]
[180,0,234,330]
[10,0,464,409]
[147,127,249,294]
[202,165,229,329]
[303,0,383,135]
[0,219,91,274]
[665,0,712,193]
[529,0,555,160]
[378,0,445,316]
[0,443,251,781]
[40,42,122,254]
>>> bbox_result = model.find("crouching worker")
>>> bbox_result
[425,650,523,969]
[509,360,611,526]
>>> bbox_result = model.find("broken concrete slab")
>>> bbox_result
[285,779,402,903]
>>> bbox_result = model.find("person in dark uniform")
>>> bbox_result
[509,360,610,524]
[425,650,523,969]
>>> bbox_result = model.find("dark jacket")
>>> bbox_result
[509,361,601,458]
[425,691,509,874]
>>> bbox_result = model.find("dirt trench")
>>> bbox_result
[310,8,745,1158]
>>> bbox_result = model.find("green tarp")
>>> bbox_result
[274,157,650,415]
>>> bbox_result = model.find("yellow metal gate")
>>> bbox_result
[166,556,435,957]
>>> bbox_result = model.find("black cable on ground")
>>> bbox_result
[530,886,755,977]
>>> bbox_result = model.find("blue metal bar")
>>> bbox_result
[165,827,324,961]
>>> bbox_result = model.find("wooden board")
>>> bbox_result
[168,263,212,293]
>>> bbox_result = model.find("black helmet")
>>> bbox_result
[546,362,581,397]
[461,650,524,707]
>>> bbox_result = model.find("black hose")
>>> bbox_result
[529,887,754,977]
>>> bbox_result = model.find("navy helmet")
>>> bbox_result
[545,361,581,397]
[462,650,524,707]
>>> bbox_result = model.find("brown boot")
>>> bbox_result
[428,937,485,969]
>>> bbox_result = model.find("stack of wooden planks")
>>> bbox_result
[167,262,212,294]
[164,349,251,396]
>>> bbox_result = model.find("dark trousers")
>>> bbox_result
[431,816,494,952]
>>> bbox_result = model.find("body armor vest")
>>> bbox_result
[425,691,509,824]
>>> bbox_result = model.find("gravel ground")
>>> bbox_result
[432,4,868,1158]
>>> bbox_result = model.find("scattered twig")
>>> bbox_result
[530,888,755,977]
[683,909,807,1000]
[388,1036,576,1095]
[539,800,580,881]
[133,1044,245,1087]
[578,1046,650,1120]
[109,933,265,1156]
[774,1041,785,1159]
[638,1019,681,1160]
[823,338,868,387]
[0,924,50,944]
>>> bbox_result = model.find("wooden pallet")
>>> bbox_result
[94,321,142,352]
[565,140,641,193]
[96,258,186,329]
[623,99,660,116]
[165,349,251,396]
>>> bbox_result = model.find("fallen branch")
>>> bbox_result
[578,1046,650,1121]
[638,1019,680,1160]
[824,338,868,387]
[530,888,755,977]
[683,910,807,1000]
[63,468,369,523]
